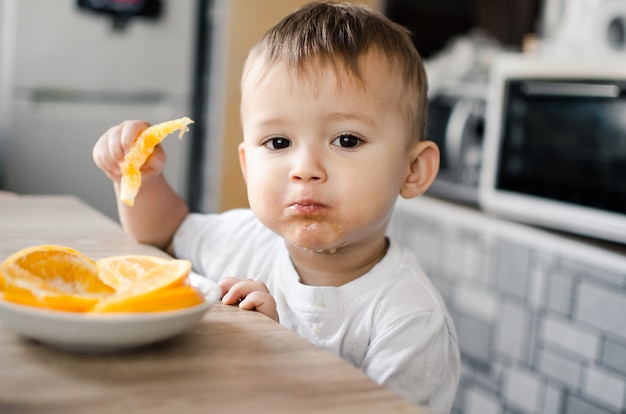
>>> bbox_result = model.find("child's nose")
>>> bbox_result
[288,149,326,183]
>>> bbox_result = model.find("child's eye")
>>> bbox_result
[263,137,291,150]
[332,134,362,149]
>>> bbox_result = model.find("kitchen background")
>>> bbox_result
[0,1,625,413]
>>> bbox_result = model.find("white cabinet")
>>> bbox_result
[0,0,196,220]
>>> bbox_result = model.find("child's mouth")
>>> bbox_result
[288,200,326,213]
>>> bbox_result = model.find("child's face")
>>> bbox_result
[239,51,420,254]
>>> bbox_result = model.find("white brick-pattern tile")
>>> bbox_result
[389,197,626,414]
[441,232,468,279]
[576,282,626,341]
[495,240,530,298]
[464,386,501,414]
[538,347,582,389]
[527,255,552,310]
[541,315,600,360]
[583,365,626,411]
[601,339,626,376]
[546,269,574,316]
[495,300,529,363]
[542,383,563,414]
[452,282,499,323]
[503,365,543,413]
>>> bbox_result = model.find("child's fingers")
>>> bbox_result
[104,125,125,164]
[220,278,270,303]
[217,276,245,297]
[93,120,150,181]
[219,278,278,321]
[120,120,150,152]
[239,291,279,322]
[141,145,166,176]
[93,128,122,180]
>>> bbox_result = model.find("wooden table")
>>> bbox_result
[0,194,425,414]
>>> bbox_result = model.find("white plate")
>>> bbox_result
[0,273,221,353]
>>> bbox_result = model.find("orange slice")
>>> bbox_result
[1,246,202,313]
[96,255,171,291]
[120,116,194,206]
[1,245,114,312]
[90,286,204,313]
[91,259,194,313]
[3,282,102,313]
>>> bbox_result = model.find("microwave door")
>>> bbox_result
[489,78,626,244]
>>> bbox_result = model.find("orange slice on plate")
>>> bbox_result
[96,255,171,291]
[90,286,204,313]
[1,246,203,314]
[91,259,195,313]
[0,245,114,312]
[2,279,103,313]
[120,116,194,206]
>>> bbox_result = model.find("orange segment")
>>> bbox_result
[1,245,113,295]
[1,245,201,314]
[91,259,194,313]
[1,245,114,312]
[120,116,194,206]
[0,267,5,291]
[3,284,101,313]
[96,255,170,291]
[91,286,204,313]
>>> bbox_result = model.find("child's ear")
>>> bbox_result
[400,140,440,199]
[238,142,248,184]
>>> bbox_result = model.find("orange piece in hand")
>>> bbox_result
[120,117,194,206]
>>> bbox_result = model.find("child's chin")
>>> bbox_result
[289,240,338,255]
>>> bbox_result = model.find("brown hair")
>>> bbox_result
[242,1,428,141]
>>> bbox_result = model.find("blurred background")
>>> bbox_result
[0,0,541,220]
[1,2,626,414]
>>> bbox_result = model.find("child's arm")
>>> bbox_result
[93,120,189,253]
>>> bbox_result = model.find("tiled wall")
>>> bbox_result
[388,197,626,414]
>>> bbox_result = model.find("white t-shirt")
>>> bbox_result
[173,209,460,414]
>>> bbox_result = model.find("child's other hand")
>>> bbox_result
[218,277,279,322]
[92,120,166,183]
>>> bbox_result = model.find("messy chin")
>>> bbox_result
[252,205,345,253]
[282,221,343,254]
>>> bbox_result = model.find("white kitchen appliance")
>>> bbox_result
[424,81,486,205]
[539,0,626,57]
[0,0,197,220]
[479,53,626,244]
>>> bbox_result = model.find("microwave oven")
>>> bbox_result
[479,54,626,244]
[425,81,487,205]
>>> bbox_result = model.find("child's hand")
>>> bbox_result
[92,120,166,183]
[218,277,279,322]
